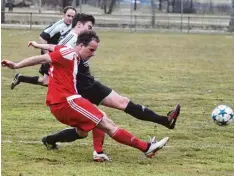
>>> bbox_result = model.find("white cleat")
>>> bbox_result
[93,151,110,162]
[145,136,169,158]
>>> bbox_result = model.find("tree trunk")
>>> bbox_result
[72,0,76,7]
[1,0,5,23]
[103,0,107,14]
[151,0,156,28]
[133,0,137,10]
[159,0,162,10]
[230,0,234,31]
[107,0,116,14]
[167,0,170,12]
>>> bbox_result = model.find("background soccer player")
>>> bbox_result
[11,6,76,88]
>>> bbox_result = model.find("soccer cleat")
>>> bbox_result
[93,151,110,162]
[167,104,181,129]
[42,136,58,150]
[11,73,21,90]
[145,136,169,158]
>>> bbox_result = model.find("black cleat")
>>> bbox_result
[11,73,21,90]
[167,104,181,129]
[42,137,58,150]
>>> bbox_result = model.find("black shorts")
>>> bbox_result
[39,63,50,76]
[78,81,112,106]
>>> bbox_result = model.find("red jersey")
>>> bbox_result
[46,46,80,105]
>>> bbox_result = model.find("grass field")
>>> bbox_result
[1,29,234,176]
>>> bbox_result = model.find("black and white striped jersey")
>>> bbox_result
[58,31,77,47]
[58,30,95,89]
[40,19,71,45]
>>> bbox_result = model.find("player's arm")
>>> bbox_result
[28,41,56,52]
[1,54,52,69]
[39,37,49,54]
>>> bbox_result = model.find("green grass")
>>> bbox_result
[1,29,234,176]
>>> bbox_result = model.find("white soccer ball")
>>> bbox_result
[211,105,234,126]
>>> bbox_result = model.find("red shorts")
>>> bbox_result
[49,97,103,132]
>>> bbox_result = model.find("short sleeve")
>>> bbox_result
[54,45,65,51]
[48,46,76,64]
[48,50,63,64]
[40,20,64,41]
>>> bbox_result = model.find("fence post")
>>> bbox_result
[130,0,133,32]
[79,0,82,12]
[180,0,183,32]
[30,12,32,30]
[39,0,42,13]
[187,16,190,33]
[1,0,5,23]
[134,15,136,32]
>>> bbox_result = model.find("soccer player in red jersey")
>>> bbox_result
[2,31,169,160]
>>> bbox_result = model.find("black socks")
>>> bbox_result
[124,101,170,128]
[18,75,40,85]
[46,128,85,144]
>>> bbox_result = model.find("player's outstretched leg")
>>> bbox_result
[97,116,169,158]
[102,91,181,129]
[125,102,181,129]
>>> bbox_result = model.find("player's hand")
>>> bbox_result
[1,60,17,69]
[28,41,38,48]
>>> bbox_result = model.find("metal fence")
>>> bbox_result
[1,10,232,34]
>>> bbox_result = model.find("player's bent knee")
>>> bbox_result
[98,116,118,135]
[118,96,130,108]
[75,128,88,138]
[41,77,49,86]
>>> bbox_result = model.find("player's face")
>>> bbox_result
[79,40,98,60]
[63,9,76,25]
[80,21,93,32]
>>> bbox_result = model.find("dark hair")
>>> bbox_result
[72,13,95,28]
[76,31,100,46]
[63,6,77,14]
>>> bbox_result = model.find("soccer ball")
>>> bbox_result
[211,105,234,126]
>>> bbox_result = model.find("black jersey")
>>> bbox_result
[58,30,95,89]
[76,59,95,89]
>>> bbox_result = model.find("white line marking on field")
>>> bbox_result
[8,31,31,37]
[2,140,233,149]
[1,139,173,147]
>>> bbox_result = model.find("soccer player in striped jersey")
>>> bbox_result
[10,6,76,88]
[2,30,169,161]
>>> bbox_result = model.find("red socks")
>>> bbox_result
[111,128,148,152]
[92,128,105,153]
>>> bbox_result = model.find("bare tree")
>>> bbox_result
[159,0,162,10]
[134,0,137,10]
[230,0,234,31]
[151,0,156,27]
[1,0,5,23]
[102,0,116,14]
